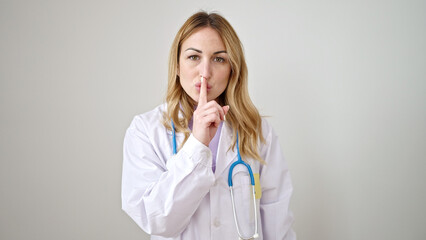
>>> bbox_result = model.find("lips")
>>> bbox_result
[194,82,212,89]
[195,82,212,92]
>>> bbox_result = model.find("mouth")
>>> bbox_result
[194,82,212,92]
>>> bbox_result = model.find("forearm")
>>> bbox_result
[122,133,215,237]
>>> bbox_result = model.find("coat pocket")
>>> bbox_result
[229,166,258,237]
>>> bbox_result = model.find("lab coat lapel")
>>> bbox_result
[215,121,237,178]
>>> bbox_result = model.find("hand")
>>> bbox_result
[192,76,229,146]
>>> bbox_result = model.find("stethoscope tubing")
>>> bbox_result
[228,132,255,187]
[228,132,258,239]
[171,120,177,154]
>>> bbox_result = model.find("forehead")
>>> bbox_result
[181,27,226,51]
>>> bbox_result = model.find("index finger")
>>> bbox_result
[198,76,207,106]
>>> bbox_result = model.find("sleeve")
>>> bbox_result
[259,120,296,240]
[121,116,215,238]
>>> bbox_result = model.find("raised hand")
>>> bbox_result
[192,76,229,146]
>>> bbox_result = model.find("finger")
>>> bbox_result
[223,105,230,116]
[222,105,229,121]
[204,113,221,127]
[212,115,221,127]
[202,101,226,121]
[201,107,220,117]
[215,104,226,121]
[198,76,207,106]
[204,102,225,121]
[198,109,220,124]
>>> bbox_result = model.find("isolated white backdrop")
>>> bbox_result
[1,0,425,239]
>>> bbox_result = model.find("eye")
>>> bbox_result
[188,55,200,61]
[213,57,225,63]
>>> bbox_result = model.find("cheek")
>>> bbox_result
[179,62,196,79]
[217,66,231,84]
[178,64,195,92]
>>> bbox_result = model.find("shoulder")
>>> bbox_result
[260,117,275,140]
[128,103,167,133]
[259,117,280,158]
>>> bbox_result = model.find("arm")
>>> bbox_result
[259,121,296,240]
[121,116,215,237]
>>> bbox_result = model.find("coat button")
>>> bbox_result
[214,180,219,187]
[214,218,221,227]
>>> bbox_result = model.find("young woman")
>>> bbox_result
[122,11,295,240]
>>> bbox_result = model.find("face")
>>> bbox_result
[178,27,231,103]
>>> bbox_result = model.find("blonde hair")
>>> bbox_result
[163,11,265,163]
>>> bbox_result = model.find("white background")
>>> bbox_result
[1,0,425,239]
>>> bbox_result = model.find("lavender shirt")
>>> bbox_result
[189,119,223,173]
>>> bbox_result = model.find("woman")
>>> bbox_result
[122,11,295,239]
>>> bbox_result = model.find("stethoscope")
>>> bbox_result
[171,121,259,240]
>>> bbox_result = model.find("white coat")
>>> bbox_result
[122,104,295,239]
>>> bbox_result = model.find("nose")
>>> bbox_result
[199,59,212,80]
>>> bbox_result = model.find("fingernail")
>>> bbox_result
[200,76,203,83]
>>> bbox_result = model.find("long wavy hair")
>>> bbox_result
[163,11,265,163]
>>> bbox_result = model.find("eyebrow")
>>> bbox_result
[185,47,227,55]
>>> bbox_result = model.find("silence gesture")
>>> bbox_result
[192,76,230,146]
